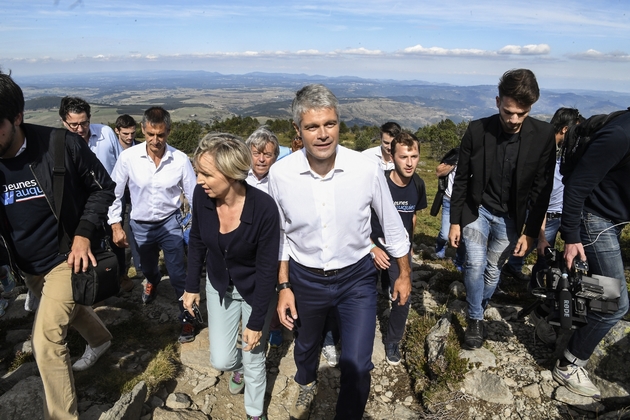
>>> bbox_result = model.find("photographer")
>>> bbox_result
[555,111,630,398]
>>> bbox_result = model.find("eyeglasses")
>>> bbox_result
[64,120,90,130]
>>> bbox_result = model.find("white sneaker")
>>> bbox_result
[552,360,601,398]
[322,345,340,367]
[72,341,111,371]
[529,310,557,346]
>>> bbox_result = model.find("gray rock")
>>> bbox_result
[13,339,32,354]
[93,307,133,327]
[522,383,541,400]
[152,407,209,419]
[459,347,496,369]
[179,327,221,377]
[462,370,513,404]
[484,306,503,321]
[447,299,468,317]
[149,395,165,408]
[0,375,44,419]
[427,272,443,288]
[80,404,112,420]
[166,393,192,409]
[588,320,630,404]
[0,361,38,393]
[100,381,147,420]
[554,386,605,412]
[269,373,288,396]
[393,403,420,419]
[3,293,32,321]
[5,329,31,344]
[448,281,466,299]
[372,322,386,365]
[192,376,218,395]
[425,317,451,373]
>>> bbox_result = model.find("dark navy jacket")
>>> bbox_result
[185,182,280,331]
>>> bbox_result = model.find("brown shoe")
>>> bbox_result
[290,381,317,419]
[119,276,135,293]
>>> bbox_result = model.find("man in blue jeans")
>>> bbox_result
[555,110,630,398]
[448,69,556,350]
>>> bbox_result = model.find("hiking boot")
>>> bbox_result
[529,310,557,346]
[464,319,485,349]
[553,360,601,398]
[385,343,402,366]
[246,415,267,420]
[119,275,134,294]
[501,264,531,282]
[0,265,16,295]
[229,371,245,395]
[290,381,317,420]
[72,340,111,371]
[268,329,283,347]
[142,282,157,304]
[493,285,508,297]
[321,345,340,367]
[178,320,196,344]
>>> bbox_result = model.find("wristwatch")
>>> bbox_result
[276,282,292,293]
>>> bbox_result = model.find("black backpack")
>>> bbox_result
[560,107,630,178]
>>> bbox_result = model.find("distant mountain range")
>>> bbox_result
[17,71,630,129]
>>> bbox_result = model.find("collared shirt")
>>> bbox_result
[245,169,269,194]
[361,145,395,171]
[87,124,123,175]
[482,130,520,214]
[108,142,196,224]
[268,146,409,270]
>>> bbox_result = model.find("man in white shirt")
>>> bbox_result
[245,126,280,194]
[269,84,411,420]
[361,121,401,171]
[108,107,197,343]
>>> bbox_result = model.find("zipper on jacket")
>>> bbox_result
[90,170,104,190]
[30,164,58,221]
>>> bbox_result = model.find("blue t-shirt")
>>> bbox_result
[370,172,427,251]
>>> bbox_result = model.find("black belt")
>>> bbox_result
[547,212,562,220]
[293,260,355,277]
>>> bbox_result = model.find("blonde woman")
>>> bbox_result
[182,133,279,420]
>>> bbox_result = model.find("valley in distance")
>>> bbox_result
[16,70,630,131]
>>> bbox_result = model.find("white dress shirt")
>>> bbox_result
[88,124,123,175]
[361,145,395,171]
[245,169,270,194]
[108,142,196,224]
[268,146,409,270]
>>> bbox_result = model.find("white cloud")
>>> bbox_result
[336,47,383,55]
[570,49,630,62]
[498,44,551,55]
[402,44,494,56]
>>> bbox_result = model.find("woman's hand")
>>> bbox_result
[242,328,262,352]
[372,247,391,270]
[181,291,200,317]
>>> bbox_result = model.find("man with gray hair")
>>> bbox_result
[245,126,280,193]
[268,84,411,420]
[108,106,197,343]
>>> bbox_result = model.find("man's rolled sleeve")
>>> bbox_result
[372,167,410,258]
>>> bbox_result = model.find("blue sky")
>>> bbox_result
[3,0,630,91]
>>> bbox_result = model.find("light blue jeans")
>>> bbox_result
[565,212,629,364]
[206,281,271,416]
[462,205,518,320]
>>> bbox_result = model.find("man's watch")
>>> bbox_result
[276,282,292,293]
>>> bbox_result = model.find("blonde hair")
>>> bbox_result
[194,133,251,181]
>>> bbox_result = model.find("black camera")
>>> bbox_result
[523,247,622,330]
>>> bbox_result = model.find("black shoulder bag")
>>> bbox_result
[52,129,120,305]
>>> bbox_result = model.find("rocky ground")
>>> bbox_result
[0,253,629,419]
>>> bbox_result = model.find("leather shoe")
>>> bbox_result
[464,319,486,349]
